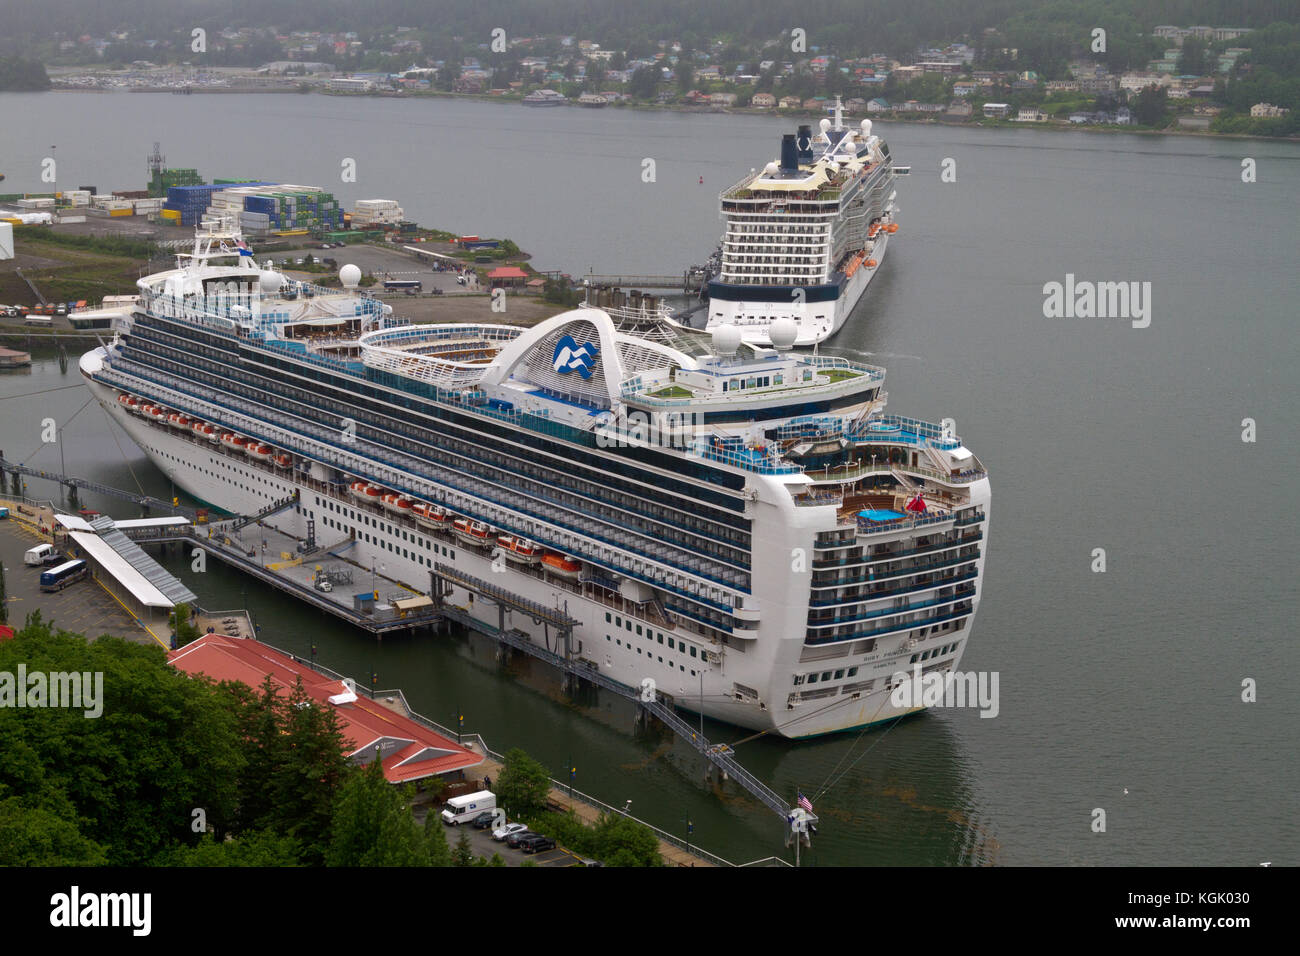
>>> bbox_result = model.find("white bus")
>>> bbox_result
[440,790,496,825]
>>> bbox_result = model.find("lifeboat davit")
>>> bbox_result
[540,552,582,580]
[382,493,414,516]
[452,517,494,547]
[272,452,292,469]
[220,432,249,453]
[495,534,541,565]
[412,502,450,531]
[248,443,273,461]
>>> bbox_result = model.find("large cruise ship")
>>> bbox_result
[705,98,907,347]
[80,222,989,738]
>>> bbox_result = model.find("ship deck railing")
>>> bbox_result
[808,567,980,609]
[807,582,978,629]
[96,359,753,604]
[804,601,976,646]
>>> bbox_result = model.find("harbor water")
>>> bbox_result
[0,92,1296,865]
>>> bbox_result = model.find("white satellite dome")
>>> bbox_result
[712,324,742,357]
[768,317,798,351]
[763,160,780,175]
[258,270,284,294]
[860,119,873,138]
[339,263,362,289]
[819,117,832,133]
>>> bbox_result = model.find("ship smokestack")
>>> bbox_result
[796,125,814,162]
[780,133,798,171]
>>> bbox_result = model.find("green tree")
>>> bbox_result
[496,747,552,817]
[169,602,201,647]
[268,678,350,861]
[1132,84,1169,127]
[325,759,437,866]
[163,829,303,866]
[593,812,662,867]
[0,615,245,865]
[628,65,659,100]
[452,828,475,866]
[1178,37,1208,77]
[0,794,107,866]
[424,810,453,866]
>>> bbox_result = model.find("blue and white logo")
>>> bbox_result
[552,335,599,379]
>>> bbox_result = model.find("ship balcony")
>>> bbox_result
[812,529,984,568]
[810,551,981,589]
[804,600,976,646]
[806,582,977,628]
[808,568,979,609]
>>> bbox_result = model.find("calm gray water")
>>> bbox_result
[2,92,1297,866]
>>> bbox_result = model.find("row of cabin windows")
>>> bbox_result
[604,611,702,661]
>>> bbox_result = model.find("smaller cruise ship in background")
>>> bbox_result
[705,97,908,347]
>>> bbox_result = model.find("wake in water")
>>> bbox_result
[819,345,926,362]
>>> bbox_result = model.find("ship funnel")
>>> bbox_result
[796,125,814,162]
[779,134,798,171]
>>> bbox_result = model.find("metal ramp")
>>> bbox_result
[432,563,809,828]
[226,490,299,533]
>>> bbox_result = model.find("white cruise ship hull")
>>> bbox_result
[707,232,889,347]
[82,346,989,740]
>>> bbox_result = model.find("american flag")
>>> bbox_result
[797,792,813,813]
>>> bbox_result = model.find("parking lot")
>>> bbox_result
[0,516,159,645]
[413,806,586,867]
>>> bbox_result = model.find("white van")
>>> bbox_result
[441,790,496,825]
[24,543,58,566]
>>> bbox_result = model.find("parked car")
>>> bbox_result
[471,810,497,830]
[577,858,605,867]
[315,578,333,593]
[519,834,556,854]
[504,828,534,848]
[493,822,528,843]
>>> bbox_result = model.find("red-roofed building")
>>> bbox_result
[169,634,482,784]
[486,266,529,288]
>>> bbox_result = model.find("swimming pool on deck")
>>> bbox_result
[858,509,906,522]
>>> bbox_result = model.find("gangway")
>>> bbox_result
[431,563,812,828]
[225,490,300,533]
[0,456,197,519]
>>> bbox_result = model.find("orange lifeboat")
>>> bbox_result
[865,258,878,268]
[452,517,493,547]
[220,432,249,454]
[886,223,899,233]
[248,443,273,461]
[495,534,542,565]
[272,452,292,469]
[348,480,370,500]
[382,492,413,516]
[167,412,192,431]
[116,393,133,410]
[146,404,166,422]
[540,552,582,580]
[412,502,450,531]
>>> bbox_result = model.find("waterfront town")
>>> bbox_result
[7,20,1296,137]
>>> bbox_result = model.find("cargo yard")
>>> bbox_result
[0,145,579,331]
